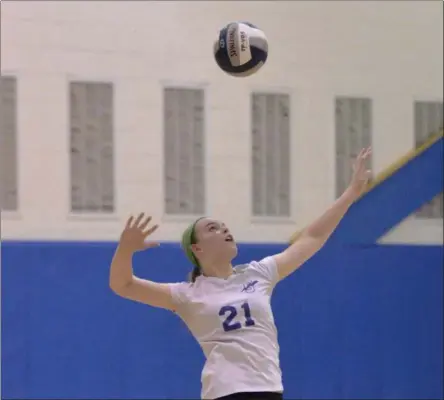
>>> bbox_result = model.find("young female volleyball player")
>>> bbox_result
[110,148,372,400]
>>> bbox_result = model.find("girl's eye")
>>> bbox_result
[209,226,216,231]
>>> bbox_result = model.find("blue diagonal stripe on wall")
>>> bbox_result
[328,136,443,245]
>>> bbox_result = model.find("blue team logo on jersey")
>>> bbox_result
[242,280,258,293]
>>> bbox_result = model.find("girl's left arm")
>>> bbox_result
[273,147,372,280]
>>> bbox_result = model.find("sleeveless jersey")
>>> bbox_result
[169,256,283,399]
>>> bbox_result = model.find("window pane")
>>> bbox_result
[0,76,18,211]
[163,88,205,215]
[69,81,114,213]
[251,93,290,217]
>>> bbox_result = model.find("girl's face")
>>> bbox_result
[191,217,237,265]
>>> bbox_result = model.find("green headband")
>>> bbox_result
[181,217,204,268]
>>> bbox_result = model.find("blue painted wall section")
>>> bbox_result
[2,241,442,399]
[330,136,443,244]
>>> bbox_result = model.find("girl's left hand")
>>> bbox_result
[348,147,372,199]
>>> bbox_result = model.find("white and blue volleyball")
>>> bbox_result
[214,22,268,77]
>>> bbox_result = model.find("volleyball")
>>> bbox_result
[213,22,268,77]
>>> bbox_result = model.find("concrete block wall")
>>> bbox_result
[1,1,442,243]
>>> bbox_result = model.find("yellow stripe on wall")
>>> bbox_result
[289,129,444,245]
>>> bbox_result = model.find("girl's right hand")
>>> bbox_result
[119,213,160,253]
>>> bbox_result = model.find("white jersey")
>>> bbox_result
[169,256,283,400]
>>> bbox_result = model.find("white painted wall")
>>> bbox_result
[1,1,442,243]
[379,216,443,245]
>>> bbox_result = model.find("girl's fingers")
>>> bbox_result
[143,224,159,238]
[139,216,152,231]
[144,241,160,249]
[134,212,145,227]
[363,147,372,159]
[125,216,134,229]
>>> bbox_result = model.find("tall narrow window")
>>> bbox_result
[0,76,18,211]
[414,101,443,219]
[163,88,205,215]
[70,81,114,213]
[251,93,290,218]
[335,97,372,197]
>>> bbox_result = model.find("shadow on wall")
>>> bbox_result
[1,241,443,399]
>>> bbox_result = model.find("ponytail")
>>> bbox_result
[189,265,202,283]
[181,217,206,283]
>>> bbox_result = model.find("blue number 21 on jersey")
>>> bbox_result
[219,302,255,332]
